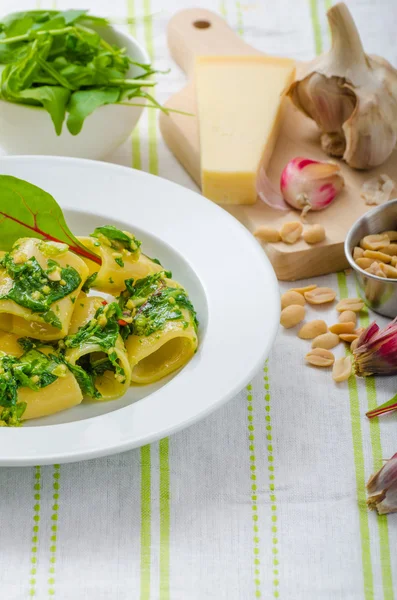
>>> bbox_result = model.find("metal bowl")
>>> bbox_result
[345,199,397,318]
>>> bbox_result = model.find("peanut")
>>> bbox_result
[353,246,364,260]
[356,257,376,269]
[391,256,397,267]
[332,356,352,382]
[365,262,386,277]
[305,348,335,368]
[304,287,336,305]
[281,290,305,309]
[280,305,305,328]
[363,250,391,263]
[338,310,357,325]
[379,263,397,279]
[312,332,340,350]
[329,322,356,334]
[280,221,303,244]
[303,224,326,244]
[254,226,281,243]
[339,333,358,342]
[298,320,328,339]
[360,233,390,251]
[380,244,397,256]
[350,337,359,352]
[355,327,364,336]
[290,284,317,295]
[386,231,397,241]
[336,298,365,312]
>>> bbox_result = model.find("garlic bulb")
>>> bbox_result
[280,157,344,217]
[287,2,397,170]
[367,452,397,515]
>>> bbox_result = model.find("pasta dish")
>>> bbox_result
[0,226,198,426]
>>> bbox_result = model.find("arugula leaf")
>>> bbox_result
[0,9,162,135]
[0,175,100,264]
[13,348,59,389]
[17,86,70,134]
[66,87,120,135]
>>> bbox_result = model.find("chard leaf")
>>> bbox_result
[66,87,120,135]
[0,175,100,264]
[17,85,70,134]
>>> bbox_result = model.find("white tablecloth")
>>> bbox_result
[1,1,397,599]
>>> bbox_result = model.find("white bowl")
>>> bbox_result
[0,25,149,159]
[0,156,280,465]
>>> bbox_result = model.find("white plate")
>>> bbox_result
[0,156,279,465]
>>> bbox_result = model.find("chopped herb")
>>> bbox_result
[108,277,114,284]
[114,256,124,268]
[0,403,26,427]
[71,296,76,304]
[0,252,81,329]
[81,271,97,293]
[92,225,141,256]
[148,256,162,266]
[65,301,122,351]
[118,272,198,338]
[63,358,101,399]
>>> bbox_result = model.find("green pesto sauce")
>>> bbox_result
[64,302,121,351]
[118,272,198,339]
[0,254,81,329]
[92,225,141,255]
[0,345,66,426]
[82,271,97,293]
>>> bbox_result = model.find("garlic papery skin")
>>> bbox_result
[280,157,344,216]
[367,453,397,515]
[287,2,397,170]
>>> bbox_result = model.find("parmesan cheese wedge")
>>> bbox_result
[195,55,295,205]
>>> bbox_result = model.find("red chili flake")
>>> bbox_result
[118,319,127,326]
[101,300,108,306]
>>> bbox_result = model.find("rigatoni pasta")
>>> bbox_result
[0,225,198,426]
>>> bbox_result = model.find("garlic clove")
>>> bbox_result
[361,174,396,205]
[287,3,397,170]
[367,453,397,514]
[280,156,344,216]
[256,165,289,210]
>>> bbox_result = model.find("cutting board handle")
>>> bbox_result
[167,8,254,77]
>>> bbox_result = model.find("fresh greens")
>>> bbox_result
[0,345,67,426]
[63,301,126,397]
[92,225,141,256]
[118,272,198,339]
[0,9,164,135]
[65,301,121,350]
[0,175,100,264]
[63,359,101,399]
[81,271,98,293]
[0,252,81,329]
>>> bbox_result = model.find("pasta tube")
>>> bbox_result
[0,336,82,423]
[119,273,198,384]
[64,295,131,401]
[0,238,89,341]
[77,225,162,293]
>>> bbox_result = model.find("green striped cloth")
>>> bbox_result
[0,0,396,598]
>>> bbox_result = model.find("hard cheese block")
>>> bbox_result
[195,55,296,205]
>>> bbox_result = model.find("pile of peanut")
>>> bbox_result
[353,231,397,279]
[255,222,325,245]
[280,285,365,382]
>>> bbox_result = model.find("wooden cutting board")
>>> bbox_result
[159,8,397,281]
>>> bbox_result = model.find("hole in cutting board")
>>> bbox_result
[193,20,211,29]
